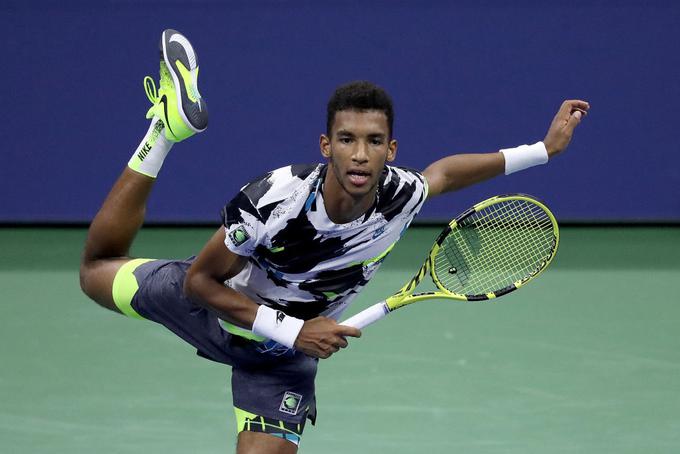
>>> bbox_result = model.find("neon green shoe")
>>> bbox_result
[144,29,208,142]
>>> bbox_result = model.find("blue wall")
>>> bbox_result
[2,0,679,223]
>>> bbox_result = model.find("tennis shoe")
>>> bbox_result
[144,29,208,142]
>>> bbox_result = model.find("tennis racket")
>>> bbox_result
[341,194,559,330]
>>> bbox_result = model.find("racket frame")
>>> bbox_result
[384,193,559,311]
[341,194,559,329]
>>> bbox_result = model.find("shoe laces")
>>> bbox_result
[143,76,158,104]
[143,63,174,105]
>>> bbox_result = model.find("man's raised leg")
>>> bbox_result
[79,168,157,312]
[79,28,208,313]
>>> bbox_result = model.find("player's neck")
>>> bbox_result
[322,170,377,224]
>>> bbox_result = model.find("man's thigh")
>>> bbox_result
[117,257,239,363]
[237,431,298,454]
[229,339,319,449]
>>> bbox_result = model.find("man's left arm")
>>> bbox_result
[423,99,589,198]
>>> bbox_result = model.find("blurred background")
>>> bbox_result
[2,1,679,453]
[2,0,679,224]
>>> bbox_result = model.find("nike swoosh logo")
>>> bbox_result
[159,95,175,136]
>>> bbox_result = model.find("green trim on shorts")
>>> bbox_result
[234,406,303,445]
[219,319,267,342]
[112,258,155,319]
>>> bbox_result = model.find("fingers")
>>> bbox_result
[296,317,362,359]
[563,103,587,134]
[564,99,590,110]
[561,99,590,112]
[335,336,349,349]
[335,324,362,339]
[319,329,356,358]
[543,99,589,156]
[553,99,589,135]
[315,337,347,359]
[557,100,590,120]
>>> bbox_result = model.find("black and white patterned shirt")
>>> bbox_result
[221,163,427,322]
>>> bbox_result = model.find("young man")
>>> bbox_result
[80,30,588,453]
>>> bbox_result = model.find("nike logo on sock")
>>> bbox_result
[137,142,152,161]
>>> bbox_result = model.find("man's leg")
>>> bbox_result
[80,28,208,312]
[79,168,156,311]
[78,29,306,453]
[237,432,298,454]
[228,350,318,453]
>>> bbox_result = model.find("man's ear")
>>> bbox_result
[320,134,331,158]
[386,139,398,162]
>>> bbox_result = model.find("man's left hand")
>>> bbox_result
[543,99,590,157]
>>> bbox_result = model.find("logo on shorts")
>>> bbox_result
[229,225,250,246]
[279,391,302,416]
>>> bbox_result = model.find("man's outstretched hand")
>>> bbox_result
[543,100,590,157]
[295,317,362,359]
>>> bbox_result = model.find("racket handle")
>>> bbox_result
[340,301,390,330]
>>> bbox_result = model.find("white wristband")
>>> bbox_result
[500,141,549,175]
[251,305,304,349]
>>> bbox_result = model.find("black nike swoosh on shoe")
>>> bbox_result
[159,95,175,136]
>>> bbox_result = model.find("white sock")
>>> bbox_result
[128,117,174,178]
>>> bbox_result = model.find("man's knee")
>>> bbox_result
[79,261,99,300]
[78,258,127,313]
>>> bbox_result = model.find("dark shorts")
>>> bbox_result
[114,257,318,427]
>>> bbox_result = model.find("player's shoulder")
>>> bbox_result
[376,164,427,220]
[223,163,322,227]
[382,164,426,186]
[239,163,321,205]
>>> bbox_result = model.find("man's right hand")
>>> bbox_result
[294,317,362,359]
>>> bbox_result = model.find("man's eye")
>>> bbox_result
[371,139,384,145]
[339,137,353,144]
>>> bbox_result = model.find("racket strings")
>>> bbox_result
[433,199,555,295]
[474,202,552,273]
[458,201,553,289]
[437,211,542,292]
[451,201,553,290]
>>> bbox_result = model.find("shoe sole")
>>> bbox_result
[160,29,208,133]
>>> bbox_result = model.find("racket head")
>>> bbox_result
[428,194,559,301]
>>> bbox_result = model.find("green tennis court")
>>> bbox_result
[1,226,679,453]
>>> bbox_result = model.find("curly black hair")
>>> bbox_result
[326,81,394,137]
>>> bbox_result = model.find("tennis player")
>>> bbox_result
[79,29,588,453]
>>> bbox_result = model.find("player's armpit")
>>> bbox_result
[184,227,260,328]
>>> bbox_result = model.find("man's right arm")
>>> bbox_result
[183,228,361,358]
[184,228,259,328]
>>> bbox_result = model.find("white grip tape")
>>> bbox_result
[500,141,549,175]
[340,301,390,330]
[251,305,304,348]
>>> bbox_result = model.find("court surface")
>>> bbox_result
[1,226,679,453]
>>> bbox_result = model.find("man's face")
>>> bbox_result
[320,109,397,200]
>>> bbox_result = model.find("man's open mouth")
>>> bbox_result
[347,169,370,186]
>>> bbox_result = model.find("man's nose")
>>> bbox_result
[352,141,369,162]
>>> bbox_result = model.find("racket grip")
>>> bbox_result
[340,301,390,330]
